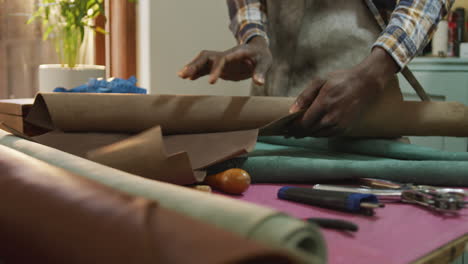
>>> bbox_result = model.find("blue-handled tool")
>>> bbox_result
[278,187,384,216]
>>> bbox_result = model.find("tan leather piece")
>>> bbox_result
[0,145,298,264]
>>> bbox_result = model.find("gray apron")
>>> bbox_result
[252,0,403,104]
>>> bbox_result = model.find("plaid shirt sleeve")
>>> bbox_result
[227,0,268,44]
[373,0,454,69]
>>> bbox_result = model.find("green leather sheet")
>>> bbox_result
[0,131,325,264]
[208,137,468,186]
[260,137,468,161]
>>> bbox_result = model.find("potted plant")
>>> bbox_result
[28,0,107,92]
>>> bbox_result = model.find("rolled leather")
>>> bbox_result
[0,145,298,264]
[259,136,468,161]
[208,139,468,186]
[0,130,327,264]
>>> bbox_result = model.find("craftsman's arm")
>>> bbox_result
[227,0,268,44]
[289,0,454,137]
[373,0,455,70]
[178,0,271,85]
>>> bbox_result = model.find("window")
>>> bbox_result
[0,0,58,99]
[0,0,137,99]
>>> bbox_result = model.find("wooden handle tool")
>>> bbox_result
[204,168,251,195]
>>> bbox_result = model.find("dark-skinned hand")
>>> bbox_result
[288,47,399,138]
[178,36,272,85]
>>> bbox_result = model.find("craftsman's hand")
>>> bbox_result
[289,47,399,137]
[178,36,272,85]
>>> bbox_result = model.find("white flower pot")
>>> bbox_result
[38,64,106,93]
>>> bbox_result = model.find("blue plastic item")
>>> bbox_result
[278,186,380,214]
[53,76,147,94]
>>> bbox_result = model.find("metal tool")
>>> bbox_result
[401,67,431,101]
[306,218,359,232]
[400,185,467,213]
[278,186,385,216]
[313,179,467,214]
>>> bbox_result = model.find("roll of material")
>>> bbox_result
[0,145,298,264]
[0,130,326,264]
[349,100,468,138]
[26,93,295,134]
[26,93,468,137]
[209,139,468,187]
[432,20,449,57]
[259,136,468,161]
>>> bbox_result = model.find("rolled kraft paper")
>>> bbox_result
[27,92,468,137]
[208,142,468,186]
[0,130,327,264]
[26,93,295,133]
[0,145,298,264]
[350,100,468,137]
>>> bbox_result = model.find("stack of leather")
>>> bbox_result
[0,130,327,264]
[0,145,298,264]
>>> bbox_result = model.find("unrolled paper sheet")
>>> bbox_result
[0,123,258,185]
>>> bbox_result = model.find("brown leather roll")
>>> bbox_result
[0,145,297,264]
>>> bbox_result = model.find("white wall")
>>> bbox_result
[137,0,250,96]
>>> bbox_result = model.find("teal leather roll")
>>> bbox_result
[259,137,468,161]
[209,137,468,186]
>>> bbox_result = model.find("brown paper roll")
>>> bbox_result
[26,92,468,137]
[26,93,295,134]
[351,100,468,137]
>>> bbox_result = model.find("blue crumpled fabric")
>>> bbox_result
[53,76,147,94]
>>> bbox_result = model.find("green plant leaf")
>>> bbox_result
[28,0,136,67]
[43,25,54,40]
[95,26,107,35]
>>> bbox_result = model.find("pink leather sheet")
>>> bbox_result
[228,184,468,264]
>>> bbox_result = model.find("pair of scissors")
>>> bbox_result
[313,178,467,214]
